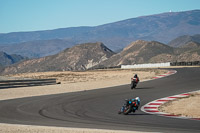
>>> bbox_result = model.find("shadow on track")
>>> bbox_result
[133,87,154,90]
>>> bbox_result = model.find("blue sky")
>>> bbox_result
[1,0,200,33]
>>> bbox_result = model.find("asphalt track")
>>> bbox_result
[0,68,200,133]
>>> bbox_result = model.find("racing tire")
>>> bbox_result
[131,82,136,89]
[123,105,131,115]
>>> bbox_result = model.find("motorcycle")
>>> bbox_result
[118,97,140,115]
[131,77,138,89]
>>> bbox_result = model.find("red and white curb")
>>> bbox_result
[152,70,177,79]
[141,91,200,121]
[142,70,177,83]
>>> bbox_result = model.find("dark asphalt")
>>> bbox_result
[0,68,200,133]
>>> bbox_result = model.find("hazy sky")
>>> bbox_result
[1,0,200,33]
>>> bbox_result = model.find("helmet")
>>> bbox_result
[135,97,140,102]
[135,97,140,105]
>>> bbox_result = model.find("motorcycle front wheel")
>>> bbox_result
[123,105,131,115]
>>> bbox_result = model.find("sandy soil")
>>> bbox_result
[159,91,200,118]
[10,68,164,83]
[0,123,152,133]
[0,68,183,133]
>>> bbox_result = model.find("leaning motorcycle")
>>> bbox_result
[118,97,140,115]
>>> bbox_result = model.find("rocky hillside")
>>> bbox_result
[95,40,174,67]
[0,10,200,57]
[1,42,115,75]
[180,41,200,49]
[0,51,28,66]
[168,34,200,47]
[95,40,200,68]
[175,41,200,61]
[2,40,200,75]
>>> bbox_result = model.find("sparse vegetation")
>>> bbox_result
[9,68,167,84]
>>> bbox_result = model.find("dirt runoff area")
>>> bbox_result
[0,68,165,100]
[159,91,200,118]
[0,68,182,133]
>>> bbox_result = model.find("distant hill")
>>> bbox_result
[1,42,115,75]
[0,39,75,58]
[180,41,200,48]
[173,42,200,62]
[94,40,174,68]
[0,51,28,66]
[94,40,200,68]
[0,9,200,56]
[168,34,200,47]
[177,41,200,59]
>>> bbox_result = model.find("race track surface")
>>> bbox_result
[0,68,200,133]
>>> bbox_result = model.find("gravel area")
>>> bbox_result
[0,123,151,133]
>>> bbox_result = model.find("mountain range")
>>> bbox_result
[0,39,75,58]
[94,40,200,68]
[1,40,200,75]
[1,42,114,75]
[0,10,200,58]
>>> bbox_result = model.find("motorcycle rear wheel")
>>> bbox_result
[131,82,136,89]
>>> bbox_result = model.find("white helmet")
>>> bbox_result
[135,97,140,101]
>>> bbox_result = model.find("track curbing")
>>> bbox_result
[152,70,177,79]
[141,70,200,121]
[141,90,200,121]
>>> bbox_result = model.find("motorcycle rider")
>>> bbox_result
[129,97,140,110]
[131,74,139,89]
[133,74,139,83]
[119,97,140,114]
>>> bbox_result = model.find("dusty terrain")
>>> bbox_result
[0,69,164,100]
[0,124,149,133]
[160,91,200,118]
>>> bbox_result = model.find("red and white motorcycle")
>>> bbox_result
[131,77,139,89]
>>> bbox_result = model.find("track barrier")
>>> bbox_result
[121,62,171,69]
[0,78,57,89]
[121,61,200,69]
